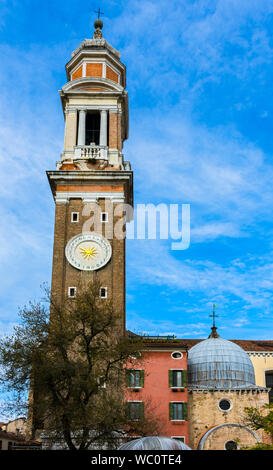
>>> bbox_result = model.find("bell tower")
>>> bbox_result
[47,19,133,333]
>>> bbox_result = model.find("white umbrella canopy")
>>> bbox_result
[118,436,192,450]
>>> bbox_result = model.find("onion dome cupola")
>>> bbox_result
[187,326,256,389]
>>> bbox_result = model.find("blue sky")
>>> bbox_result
[1,0,273,340]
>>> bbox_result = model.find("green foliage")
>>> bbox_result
[0,281,161,450]
[243,403,273,450]
[244,403,273,436]
[242,442,273,450]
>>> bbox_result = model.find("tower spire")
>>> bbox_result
[208,304,220,338]
[93,8,104,38]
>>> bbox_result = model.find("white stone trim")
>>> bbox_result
[100,212,108,223]
[218,398,233,412]
[62,76,123,93]
[55,191,125,204]
[68,287,77,298]
[69,42,122,66]
[171,351,183,359]
[100,287,108,299]
[248,351,273,357]
[66,104,119,112]
[71,212,79,223]
[198,423,261,450]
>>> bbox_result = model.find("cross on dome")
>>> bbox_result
[208,304,220,338]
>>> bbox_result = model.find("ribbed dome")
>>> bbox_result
[118,436,191,450]
[188,335,256,389]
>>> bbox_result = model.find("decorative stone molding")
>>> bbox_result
[248,351,273,357]
[198,423,261,450]
[70,39,121,60]
[55,191,125,204]
[188,387,269,393]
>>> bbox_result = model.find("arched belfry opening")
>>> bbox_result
[86,112,101,146]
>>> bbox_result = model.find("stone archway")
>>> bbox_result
[198,423,261,450]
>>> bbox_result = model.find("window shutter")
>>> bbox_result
[140,402,144,420]
[125,402,130,419]
[126,370,130,387]
[169,402,174,420]
[169,370,173,387]
[140,370,144,387]
[182,402,188,421]
[182,370,187,388]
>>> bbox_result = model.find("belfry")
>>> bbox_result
[47,19,133,332]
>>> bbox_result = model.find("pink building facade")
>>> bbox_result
[125,340,189,446]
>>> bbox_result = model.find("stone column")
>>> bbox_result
[99,110,108,146]
[77,109,87,146]
[64,109,78,151]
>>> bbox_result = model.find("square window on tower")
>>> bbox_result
[71,212,79,223]
[101,212,108,223]
[68,287,76,298]
[100,287,107,299]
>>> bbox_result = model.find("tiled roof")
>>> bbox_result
[0,430,25,441]
[178,339,273,352]
[126,331,273,352]
[0,430,41,446]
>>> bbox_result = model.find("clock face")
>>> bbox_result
[65,232,112,271]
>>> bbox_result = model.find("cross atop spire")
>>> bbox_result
[94,8,104,19]
[208,304,220,338]
[93,9,104,39]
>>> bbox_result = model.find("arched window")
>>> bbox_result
[86,112,100,145]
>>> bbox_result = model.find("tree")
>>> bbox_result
[243,404,273,450]
[0,280,162,450]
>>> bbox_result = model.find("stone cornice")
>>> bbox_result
[47,170,133,207]
[247,351,273,357]
[71,39,121,60]
[188,387,269,393]
[61,76,124,94]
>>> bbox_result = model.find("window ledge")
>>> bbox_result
[170,420,186,422]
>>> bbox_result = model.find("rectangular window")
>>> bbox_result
[101,212,108,223]
[126,402,144,421]
[100,287,107,299]
[126,370,144,388]
[68,287,76,298]
[71,212,79,223]
[169,370,187,388]
[169,402,188,421]
[266,372,273,403]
